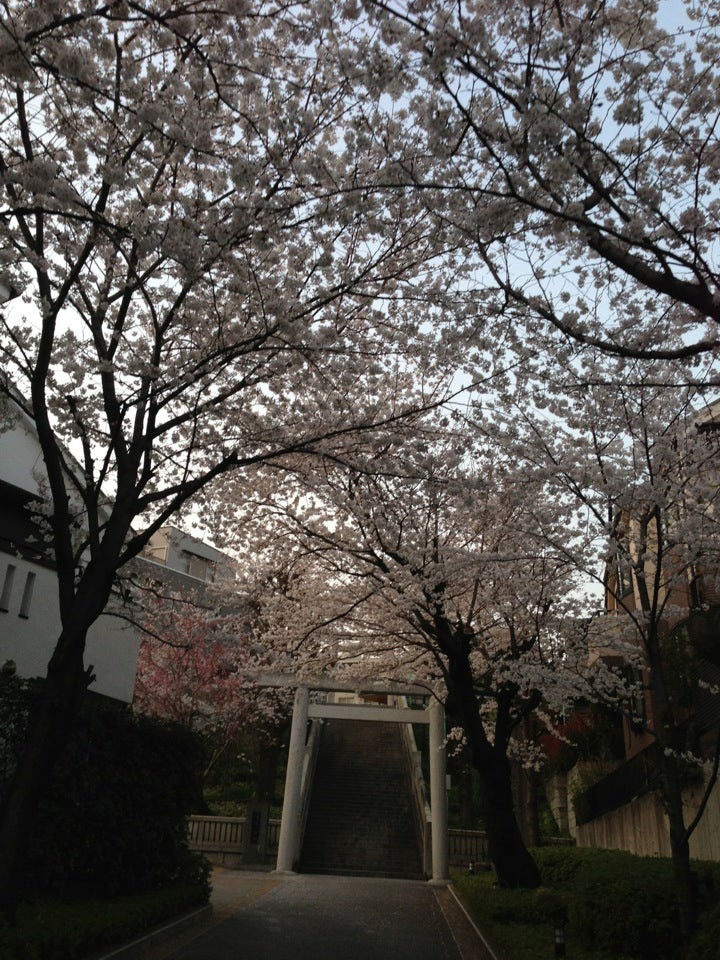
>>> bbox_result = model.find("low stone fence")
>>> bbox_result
[188,815,281,869]
[448,828,489,869]
[188,814,489,872]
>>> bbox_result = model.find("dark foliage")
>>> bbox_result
[534,846,720,960]
[0,879,210,960]
[455,846,720,960]
[1,666,208,899]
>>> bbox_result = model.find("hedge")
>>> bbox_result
[533,846,720,960]
[0,876,210,960]
[1,669,208,901]
[456,847,720,960]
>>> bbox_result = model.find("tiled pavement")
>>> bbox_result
[108,868,499,960]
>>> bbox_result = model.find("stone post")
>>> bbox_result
[275,685,310,873]
[429,697,449,883]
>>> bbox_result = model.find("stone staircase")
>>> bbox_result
[299,718,424,880]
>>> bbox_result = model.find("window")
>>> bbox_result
[18,571,36,619]
[187,554,215,581]
[0,564,16,612]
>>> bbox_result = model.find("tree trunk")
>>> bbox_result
[457,761,476,827]
[646,631,698,942]
[254,741,278,803]
[444,640,540,889]
[660,751,698,942]
[517,763,540,848]
[477,744,541,888]
[0,628,90,916]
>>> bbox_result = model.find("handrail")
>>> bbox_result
[297,717,322,863]
[397,696,433,878]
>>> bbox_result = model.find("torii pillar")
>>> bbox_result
[429,696,449,884]
[275,685,309,873]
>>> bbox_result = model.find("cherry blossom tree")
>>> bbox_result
[234,433,605,888]
[341,0,720,360]
[482,350,720,936]
[134,589,266,782]
[0,0,446,911]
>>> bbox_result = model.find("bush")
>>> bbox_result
[0,879,210,960]
[566,851,681,960]
[457,849,720,960]
[537,842,687,959]
[534,844,603,887]
[692,859,720,910]
[452,871,600,960]
[3,686,208,900]
[532,887,568,926]
[473,884,567,927]
[691,900,720,960]
[539,846,693,959]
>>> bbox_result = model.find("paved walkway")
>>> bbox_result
[139,868,495,960]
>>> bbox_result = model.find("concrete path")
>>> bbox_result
[140,868,495,960]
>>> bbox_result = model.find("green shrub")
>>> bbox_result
[7,692,208,899]
[533,844,579,886]
[205,798,247,818]
[459,849,720,960]
[692,859,720,910]
[532,887,568,925]
[690,899,720,960]
[0,880,209,960]
[569,851,681,960]
[455,876,568,929]
[452,871,601,960]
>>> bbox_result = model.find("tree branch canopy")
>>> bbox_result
[354,0,720,358]
[0,0,451,604]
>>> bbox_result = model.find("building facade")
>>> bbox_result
[0,398,141,703]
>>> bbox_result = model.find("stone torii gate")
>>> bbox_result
[268,677,449,884]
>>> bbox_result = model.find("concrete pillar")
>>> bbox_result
[429,697,449,884]
[275,685,310,873]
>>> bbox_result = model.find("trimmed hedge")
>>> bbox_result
[0,670,213,960]
[0,877,210,960]
[0,670,208,900]
[571,852,680,960]
[691,900,720,960]
[533,846,720,960]
[24,702,207,898]
[468,882,568,927]
[455,847,720,960]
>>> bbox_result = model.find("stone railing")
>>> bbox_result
[397,697,490,875]
[189,814,489,873]
[448,828,489,868]
[398,708,433,878]
[298,718,323,857]
[188,815,281,868]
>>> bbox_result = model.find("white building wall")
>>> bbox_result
[0,401,141,703]
[0,549,141,703]
[0,407,46,496]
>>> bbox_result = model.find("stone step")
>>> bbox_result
[299,718,423,880]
